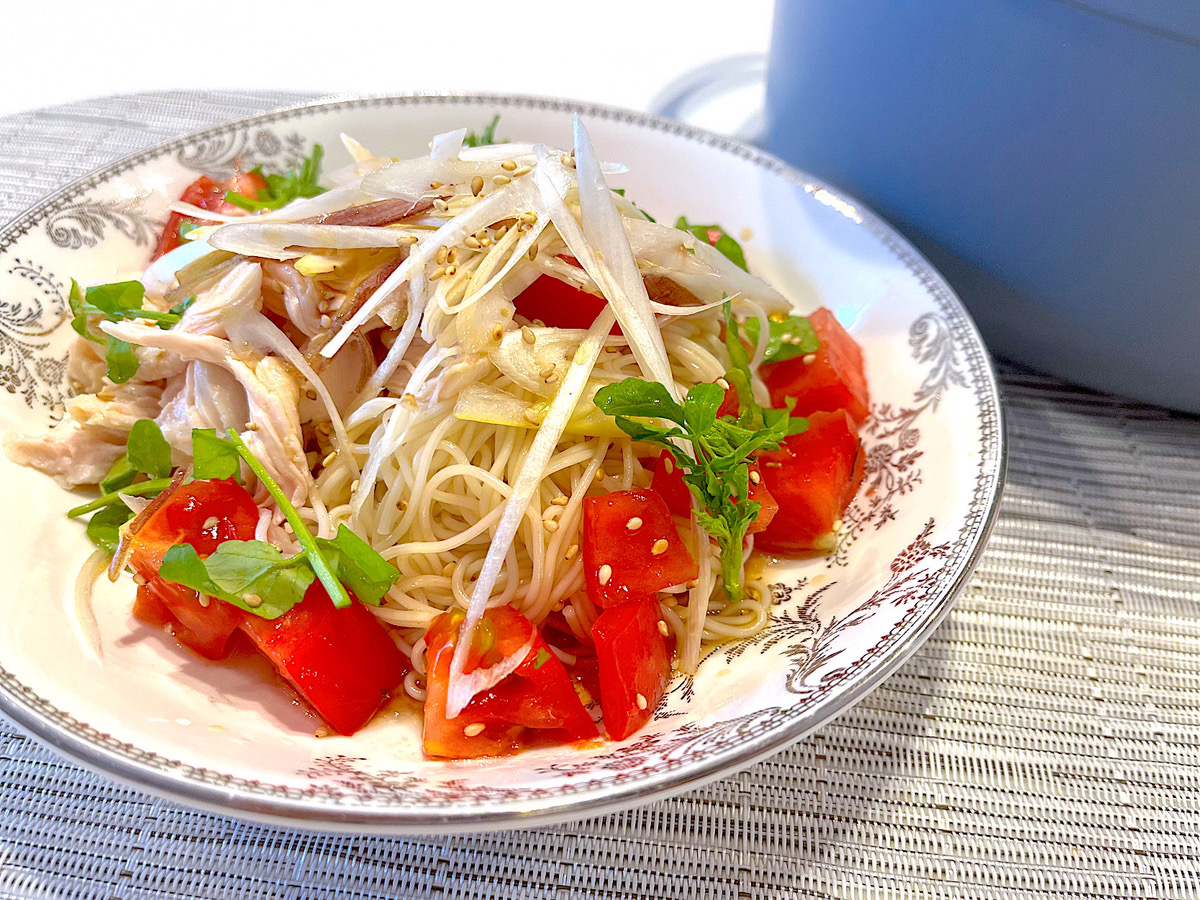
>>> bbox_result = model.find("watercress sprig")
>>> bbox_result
[224,144,326,212]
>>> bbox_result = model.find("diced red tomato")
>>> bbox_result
[753,410,866,554]
[422,606,598,758]
[153,172,269,259]
[746,463,779,534]
[240,582,410,736]
[513,274,618,332]
[128,479,259,659]
[583,489,698,608]
[591,596,673,740]
[716,383,740,418]
[761,307,869,425]
[649,451,692,519]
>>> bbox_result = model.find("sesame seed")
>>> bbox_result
[521,326,536,344]
[464,235,482,249]
[493,174,511,186]
[664,597,678,607]
[501,160,518,172]
[651,539,669,556]
[314,727,331,738]
[322,451,338,466]
[551,495,569,506]
[528,244,538,262]
[493,225,508,239]
[565,543,579,560]
[444,264,457,276]
[435,246,448,265]
[243,593,262,608]
[305,388,318,401]
[320,314,332,328]
[399,234,418,246]
[433,198,449,211]
[202,516,220,530]
[832,519,844,532]
[464,723,486,737]
[657,620,670,636]
[448,247,459,264]
[539,364,555,379]
[544,520,560,533]
[350,479,360,493]
[523,408,542,425]
[717,378,730,390]
[491,324,505,341]
[520,211,537,224]
[471,175,484,196]
[635,693,648,710]
[598,564,612,586]
[594,470,606,482]
[802,353,817,365]
[749,469,761,485]
[133,573,147,585]
[430,182,444,190]
[626,516,643,531]
[430,266,446,281]
[662,457,673,474]
[512,165,532,178]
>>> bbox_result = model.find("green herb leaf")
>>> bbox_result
[87,281,145,316]
[105,337,139,384]
[68,280,102,343]
[126,419,173,478]
[675,217,748,271]
[99,455,138,494]
[85,503,134,554]
[315,524,400,606]
[224,428,351,609]
[534,648,552,670]
[159,541,315,620]
[743,314,820,364]
[191,428,241,481]
[463,115,502,148]
[225,145,326,213]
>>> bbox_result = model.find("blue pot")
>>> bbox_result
[764,0,1200,412]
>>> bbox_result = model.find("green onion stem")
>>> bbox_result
[224,428,351,609]
[66,477,174,518]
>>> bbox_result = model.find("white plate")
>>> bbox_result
[0,94,1005,833]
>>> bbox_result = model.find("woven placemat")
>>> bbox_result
[1,90,1197,900]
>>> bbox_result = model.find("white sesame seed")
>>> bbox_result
[493,174,511,186]
[202,516,220,530]
[523,409,541,425]
[322,451,338,467]
[544,520,560,534]
[635,693,648,710]
[463,723,486,737]
[717,378,730,390]
[501,159,518,172]
[657,620,670,636]
[491,325,505,341]
[471,175,484,196]
[512,165,532,178]
[662,457,673,475]
[626,516,643,531]
[435,246,448,265]
[243,593,262,608]
[749,469,761,485]
[320,314,332,328]
[802,353,817,365]
[444,264,457,276]
[551,495,569,506]
[565,543,579,560]
[447,247,458,264]
[464,235,482,249]
[521,326,536,344]
[598,564,612,586]
[430,266,446,281]
[651,539,669,556]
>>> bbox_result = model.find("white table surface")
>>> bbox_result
[0,0,775,121]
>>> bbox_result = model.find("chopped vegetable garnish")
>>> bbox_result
[224,145,326,212]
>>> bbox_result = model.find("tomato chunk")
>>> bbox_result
[513,274,617,332]
[746,463,779,535]
[762,308,869,424]
[128,479,259,660]
[753,410,866,555]
[240,582,410,736]
[591,596,673,740]
[153,172,268,259]
[583,489,698,608]
[422,606,597,758]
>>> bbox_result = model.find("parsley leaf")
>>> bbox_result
[744,314,820,364]
[463,115,502,147]
[191,428,241,481]
[126,419,173,479]
[86,504,135,555]
[225,145,326,213]
[675,217,748,271]
[316,525,400,606]
[160,541,315,619]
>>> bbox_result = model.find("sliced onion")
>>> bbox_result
[208,222,420,260]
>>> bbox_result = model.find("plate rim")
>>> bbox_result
[0,90,1008,832]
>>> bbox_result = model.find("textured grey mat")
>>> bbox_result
[0,90,1197,899]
